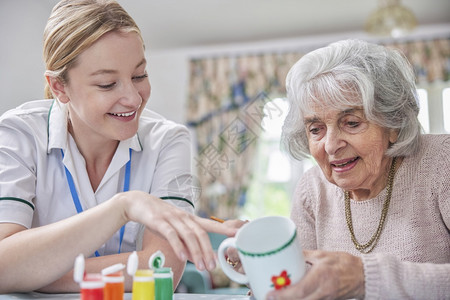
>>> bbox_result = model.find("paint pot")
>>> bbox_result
[154,267,173,300]
[132,269,155,300]
[102,263,125,300]
[150,251,173,300]
[80,273,105,300]
[74,254,105,300]
[127,251,155,300]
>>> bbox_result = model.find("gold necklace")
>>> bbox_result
[344,157,397,254]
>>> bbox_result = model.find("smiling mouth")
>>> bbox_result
[332,157,359,167]
[109,111,136,117]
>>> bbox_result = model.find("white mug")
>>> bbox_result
[218,216,305,300]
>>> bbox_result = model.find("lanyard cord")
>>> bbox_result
[61,148,132,257]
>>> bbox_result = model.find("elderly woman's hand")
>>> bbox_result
[266,250,365,300]
[222,219,248,273]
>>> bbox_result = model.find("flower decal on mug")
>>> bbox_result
[271,270,291,290]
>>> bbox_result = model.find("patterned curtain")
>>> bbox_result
[186,37,450,219]
[386,38,450,83]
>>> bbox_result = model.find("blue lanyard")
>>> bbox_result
[61,148,132,257]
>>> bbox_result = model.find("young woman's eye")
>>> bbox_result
[98,82,116,89]
[132,74,148,81]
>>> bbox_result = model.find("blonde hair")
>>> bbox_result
[43,0,142,99]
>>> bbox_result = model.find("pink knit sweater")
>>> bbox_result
[291,134,450,299]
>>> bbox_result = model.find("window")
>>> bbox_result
[416,84,450,134]
[417,89,430,133]
[443,88,450,133]
[239,98,291,219]
[240,98,313,220]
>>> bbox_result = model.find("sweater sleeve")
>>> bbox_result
[362,253,450,300]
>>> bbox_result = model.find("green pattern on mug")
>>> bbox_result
[237,231,297,257]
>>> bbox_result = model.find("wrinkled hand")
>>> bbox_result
[223,219,248,273]
[266,250,365,300]
[225,245,244,273]
[120,191,238,272]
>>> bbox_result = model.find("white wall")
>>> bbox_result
[146,51,190,123]
[0,1,50,115]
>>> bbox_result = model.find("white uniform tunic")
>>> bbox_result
[0,99,195,255]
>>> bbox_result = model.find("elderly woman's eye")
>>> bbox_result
[308,125,322,135]
[309,128,319,134]
[342,118,369,134]
[346,121,360,128]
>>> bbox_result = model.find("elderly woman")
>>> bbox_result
[267,39,450,299]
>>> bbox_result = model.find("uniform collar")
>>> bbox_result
[47,99,143,154]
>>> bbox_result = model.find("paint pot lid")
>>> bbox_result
[127,251,139,276]
[149,250,165,269]
[102,263,125,276]
[135,269,154,277]
[73,254,85,283]
[80,273,105,289]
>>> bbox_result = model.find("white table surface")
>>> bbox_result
[0,293,251,300]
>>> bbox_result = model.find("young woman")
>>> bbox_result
[0,0,237,293]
